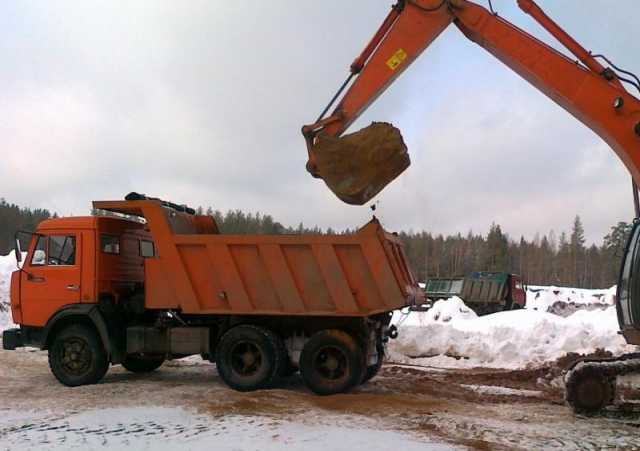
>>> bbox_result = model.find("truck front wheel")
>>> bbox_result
[300,329,365,395]
[122,355,165,373]
[48,324,109,387]
[215,325,283,392]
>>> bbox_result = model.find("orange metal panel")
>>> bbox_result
[333,244,385,312]
[311,244,359,314]
[178,244,221,311]
[229,244,282,312]
[205,243,253,313]
[258,244,306,314]
[361,238,404,310]
[281,245,334,313]
[145,259,179,309]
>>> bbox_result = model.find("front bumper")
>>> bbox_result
[2,328,23,350]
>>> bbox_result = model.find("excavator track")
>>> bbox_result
[565,353,640,414]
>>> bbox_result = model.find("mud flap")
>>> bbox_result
[2,328,23,350]
[310,122,410,205]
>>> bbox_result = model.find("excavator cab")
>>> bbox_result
[617,220,640,345]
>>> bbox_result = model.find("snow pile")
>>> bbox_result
[0,253,18,332]
[526,285,615,315]
[389,297,632,369]
[398,296,477,326]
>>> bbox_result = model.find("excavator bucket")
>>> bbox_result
[309,122,410,205]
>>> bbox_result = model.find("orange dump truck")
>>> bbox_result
[3,194,421,395]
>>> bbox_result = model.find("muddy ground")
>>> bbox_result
[1,347,639,450]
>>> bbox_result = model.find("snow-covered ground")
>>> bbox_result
[0,406,451,451]
[389,291,632,369]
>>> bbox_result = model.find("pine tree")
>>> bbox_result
[570,215,586,286]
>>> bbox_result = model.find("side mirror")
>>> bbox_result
[13,236,23,265]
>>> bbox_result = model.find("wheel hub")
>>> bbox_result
[61,338,91,376]
[230,341,263,376]
[315,346,347,380]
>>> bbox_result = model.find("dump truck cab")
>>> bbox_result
[3,194,421,395]
[10,216,151,330]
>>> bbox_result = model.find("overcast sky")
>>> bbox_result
[1,0,639,243]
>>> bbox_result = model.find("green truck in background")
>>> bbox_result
[421,272,526,315]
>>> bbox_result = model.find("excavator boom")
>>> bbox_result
[302,0,640,414]
[302,0,640,206]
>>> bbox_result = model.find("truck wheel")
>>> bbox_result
[299,329,365,395]
[362,344,385,384]
[122,355,164,373]
[48,324,109,387]
[215,325,282,392]
[263,328,290,380]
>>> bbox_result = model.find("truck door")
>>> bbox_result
[20,233,82,327]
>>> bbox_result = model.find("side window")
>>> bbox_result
[48,236,76,266]
[101,234,120,254]
[139,240,155,258]
[30,236,47,266]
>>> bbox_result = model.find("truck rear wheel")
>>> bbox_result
[122,355,165,373]
[48,324,109,387]
[215,325,283,392]
[299,329,365,395]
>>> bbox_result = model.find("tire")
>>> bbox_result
[122,355,164,373]
[48,324,109,387]
[299,329,366,396]
[566,365,616,414]
[362,344,385,384]
[215,325,283,392]
[263,328,290,380]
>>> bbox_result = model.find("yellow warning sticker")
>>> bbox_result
[386,48,407,70]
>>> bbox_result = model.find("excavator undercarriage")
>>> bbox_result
[566,220,640,413]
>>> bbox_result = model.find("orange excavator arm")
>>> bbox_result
[302,0,640,207]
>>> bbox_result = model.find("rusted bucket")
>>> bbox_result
[309,122,410,205]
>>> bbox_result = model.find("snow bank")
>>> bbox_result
[526,285,615,313]
[390,295,632,369]
[0,253,18,332]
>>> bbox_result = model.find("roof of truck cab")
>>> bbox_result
[37,215,138,231]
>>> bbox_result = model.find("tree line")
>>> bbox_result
[0,199,55,255]
[0,199,631,288]
[398,217,631,289]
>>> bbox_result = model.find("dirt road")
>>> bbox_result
[1,347,639,450]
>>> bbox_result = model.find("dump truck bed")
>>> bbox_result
[93,200,421,317]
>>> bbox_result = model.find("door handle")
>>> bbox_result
[66,284,80,291]
[27,273,45,283]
